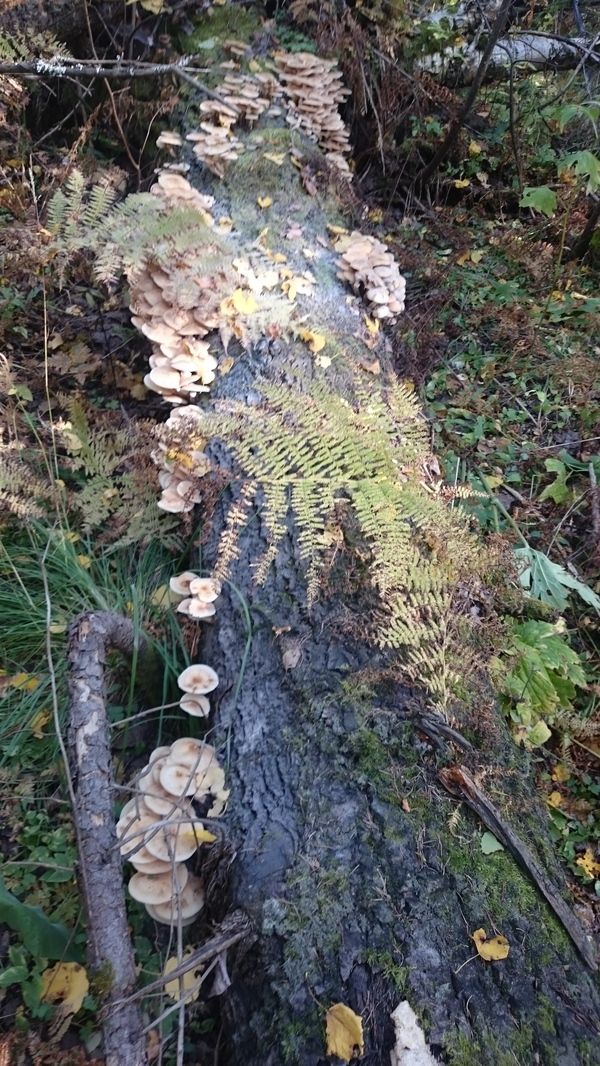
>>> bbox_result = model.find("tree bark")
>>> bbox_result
[66,611,149,1066]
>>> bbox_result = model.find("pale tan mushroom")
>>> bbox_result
[159,762,199,797]
[143,817,210,862]
[187,599,216,619]
[177,664,218,694]
[188,577,221,602]
[169,738,217,771]
[170,571,199,596]
[156,131,184,148]
[128,863,188,905]
[147,873,205,924]
[179,693,211,717]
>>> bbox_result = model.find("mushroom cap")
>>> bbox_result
[118,796,151,821]
[176,598,192,615]
[169,571,199,597]
[194,763,226,799]
[150,745,173,761]
[145,902,198,927]
[187,599,216,620]
[177,664,219,695]
[128,850,174,874]
[157,130,184,147]
[179,693,211,717]
[143,818,211,862]
[168,738,217,771]
[188,577,221,602]
[159,762,199,797]
[117,811,158,857]
[128,863,188,905]
[142,771,194,817]
[148,873,205,923]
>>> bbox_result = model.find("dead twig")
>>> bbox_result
[67,610,151,1066]
[438,765,597,971]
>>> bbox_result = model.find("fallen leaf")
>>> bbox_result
[471,928,509,962]
[551,764,570,783]
[231,289,258,315]
[469,140,483,155]
[361,358,381,375]
[453,179,470,189]
[364,315,379,334]
[325,1003,364,1062]
[470,249,485,263]
[41,962,89,1017]
[327,224,349,235]
[297,328,326,353]
[263,152,286,165]
[76,555,91,569]
[315,353,332,368]
[9,672,39,692]
[30,710,51,738]
[481,832,504,854]
[575,848,600,879]
[282,645,302,669]
[150,584,180,609]
[219,357,235,375]
[164,952,204,1003]
[401,798,411,813]
[257,196,272,208]
[547,790,563,808]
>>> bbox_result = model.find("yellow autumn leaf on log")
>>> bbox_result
[257,196,272,208]
[263,152,286,165]
[364,315,379,334]
[164,951,204,1003]
[41,962,89,1017]
[325,1002,364,1061]
[471,928,510,961]
[231,289,258,315]
[547,790,563,808]
[575,848,600,878]
[297,328,326,353]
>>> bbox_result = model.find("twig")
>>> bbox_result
[588,461,600,554]
[118,910,252,1004]
[414,0,516,184]
[0,57,240,115]
[66,611,150,1066]
[439,766,597,971]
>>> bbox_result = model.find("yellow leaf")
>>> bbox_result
[30,710,51,738]
[257,196,272,208]
[325,1003,364,1062]
[470,249,485,263]
[76,555,91,569]
[62,430,83,452]
[164,952,204,1003]
[453,179,470,189]
[469,140,483,155]
[49,623,67,634]
[471,928,509,962]
[364,315,379,334]
[130,382,149,400]
[9,672,39,692]
[282,278,298,302]
[219,357,235,375]
[315,354,332,369]
[263,152,286,165]
[297,328,326,353]
[151,584,179,609]
[457,251,471,266]
[231,289,258,315]
[138,0,164,11]
[575,848,600,878]
[272,252,287,263]
[41,962,89,1017]
[327,224,349,235]
[547,790,563,808]
[551,764,570,783]
[65,531,80,543]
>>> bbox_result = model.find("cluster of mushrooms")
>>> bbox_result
[334,231,406,319]
[130,172,221,405]
[117,736,227,926]
[151,405,210,514]
[171,570,222,628]
[185,71,280,176]
[275,52,352,177]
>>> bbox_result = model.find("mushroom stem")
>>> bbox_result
[66,611,151,1066]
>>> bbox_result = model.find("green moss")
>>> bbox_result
[89,960,115,1000]
[280,1009,320,1065]
[181,5,260,52]
[363,949,409,994]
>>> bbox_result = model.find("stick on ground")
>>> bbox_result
[67,611,149,1066]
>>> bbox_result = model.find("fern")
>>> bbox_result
[191,373,477,706]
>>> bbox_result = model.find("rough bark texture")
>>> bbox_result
[66,611,148,1066]
[200,464,600,1066]
[179,142,600,1065]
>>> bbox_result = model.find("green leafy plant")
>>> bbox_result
[0,877,79,961]
[514,545,600,613]
[490,619,587,746]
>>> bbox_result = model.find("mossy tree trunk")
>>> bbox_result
[193,131,599,1066]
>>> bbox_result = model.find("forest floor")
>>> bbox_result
[0,3,599,1063]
